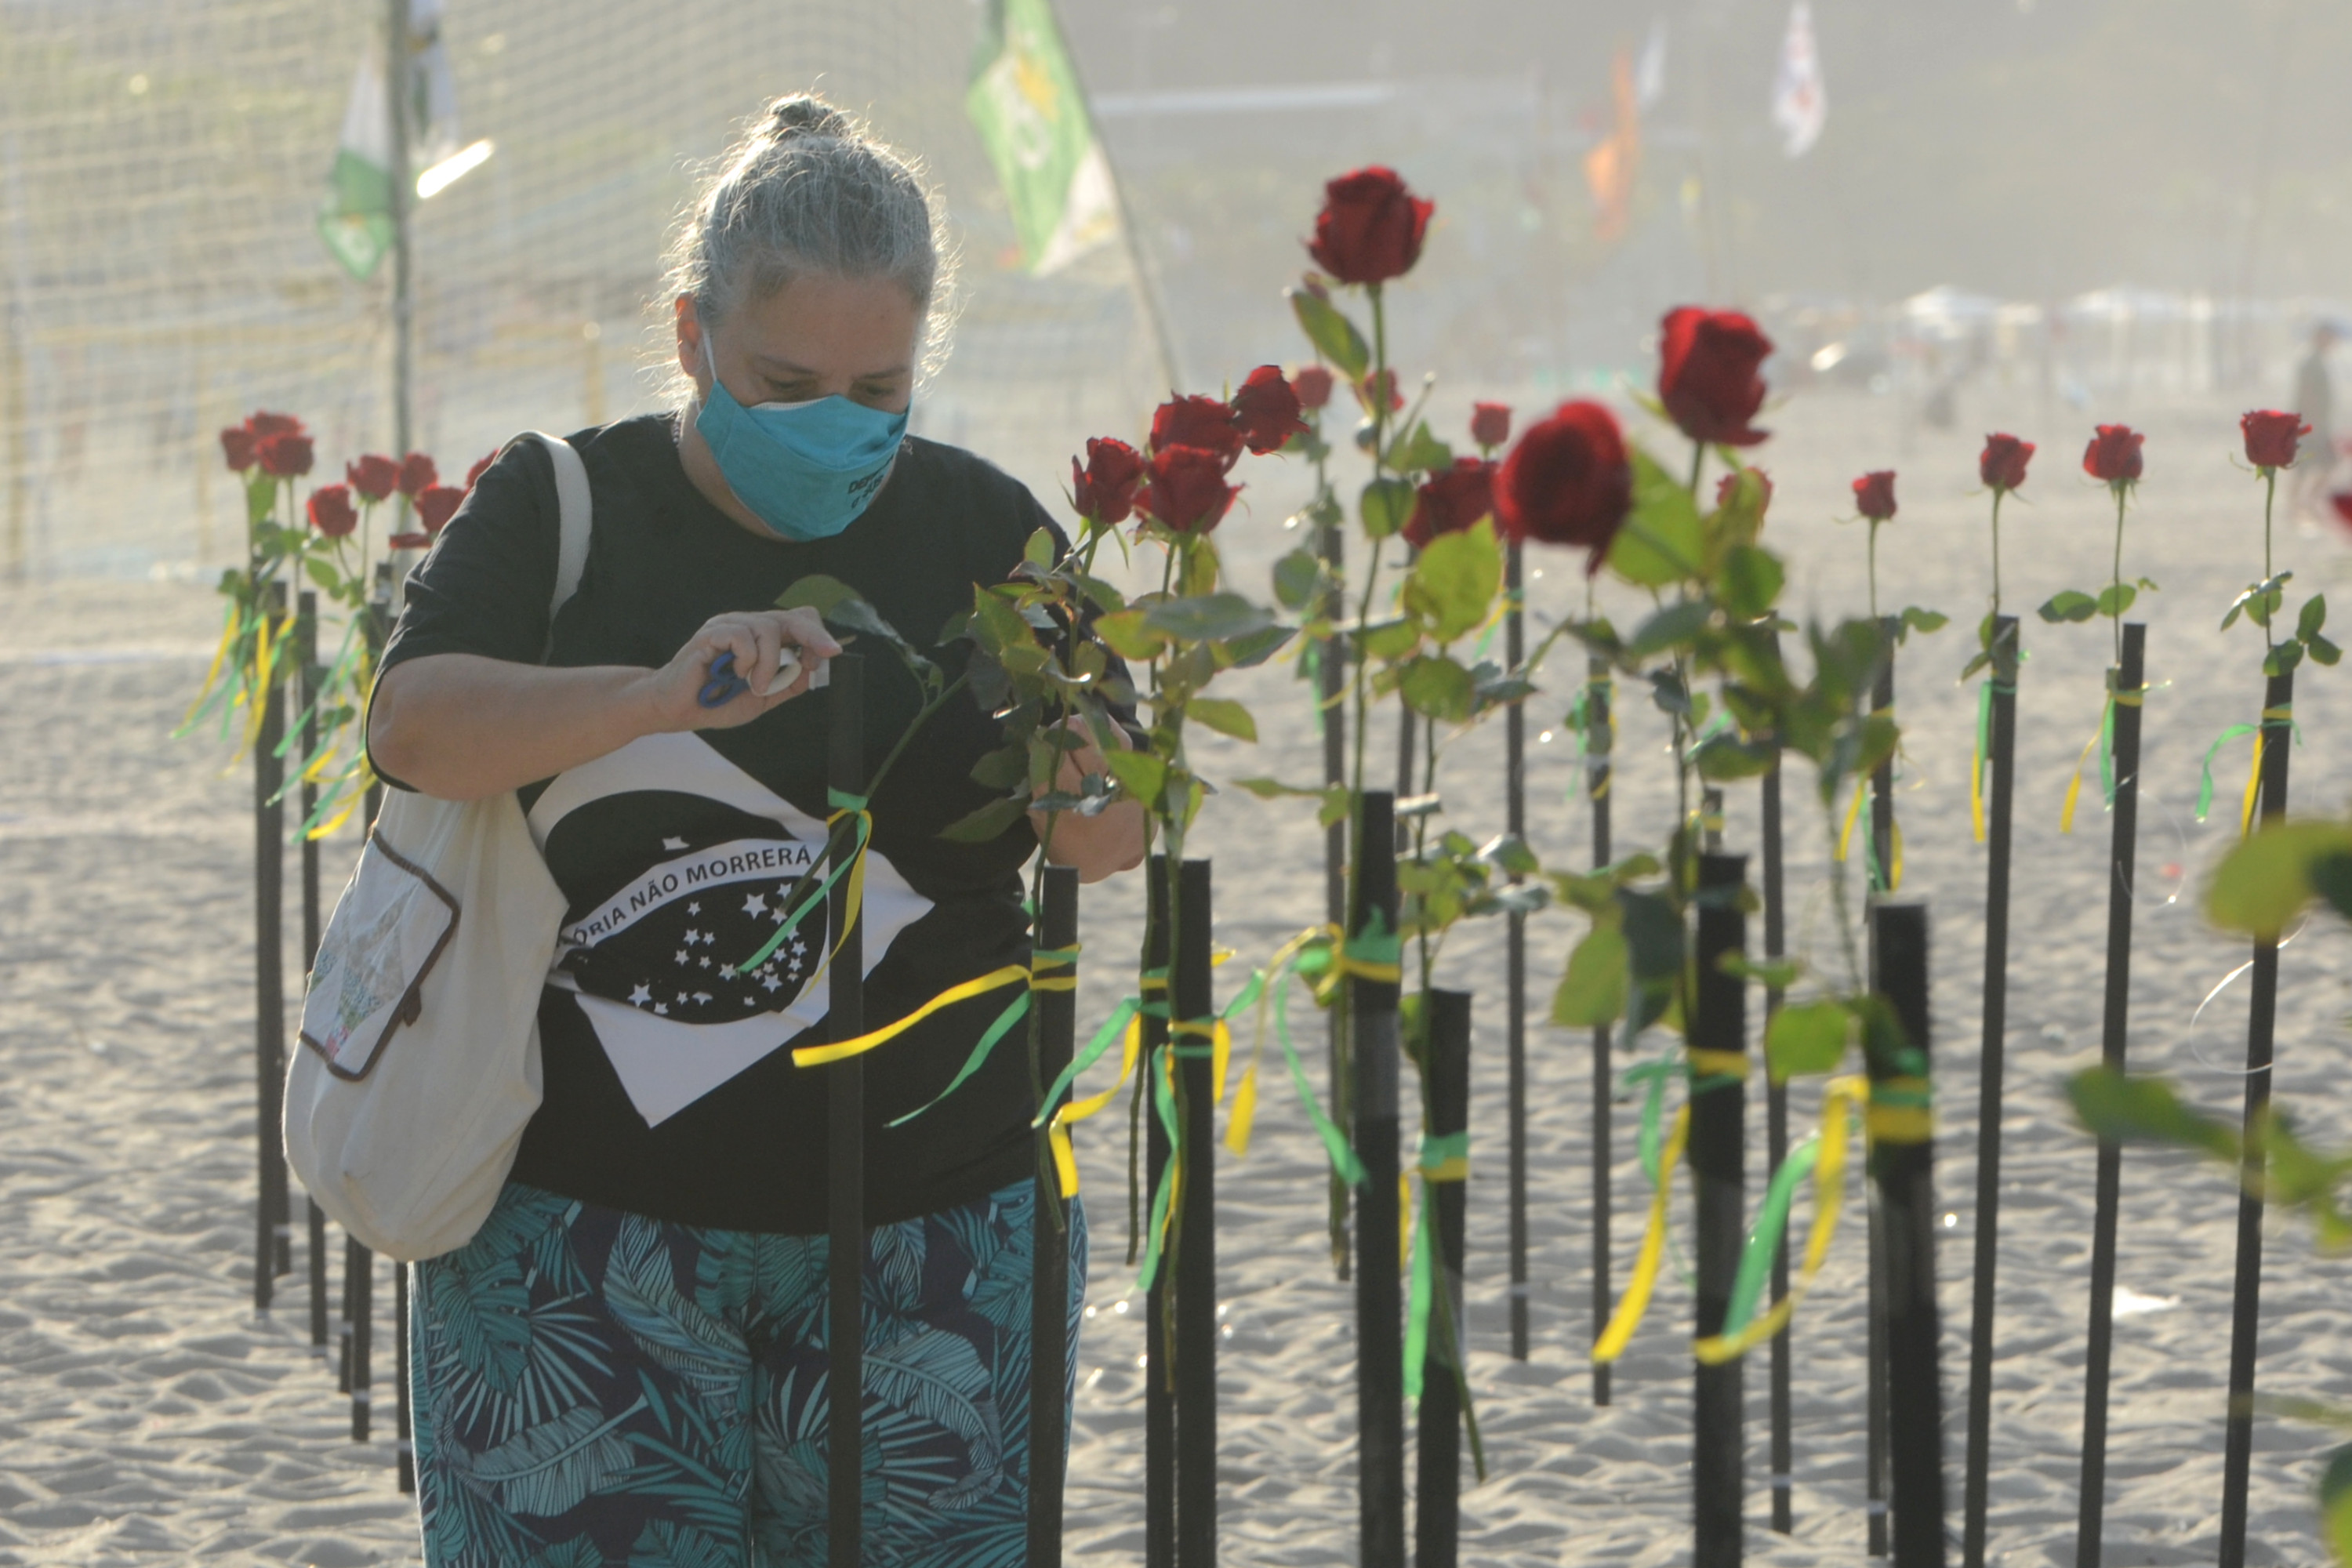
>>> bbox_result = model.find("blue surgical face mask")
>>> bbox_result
[693,336,908,543]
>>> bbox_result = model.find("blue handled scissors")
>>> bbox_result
[698,648,803,709]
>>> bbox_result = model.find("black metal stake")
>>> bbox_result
[1415,988,1474,1568]
[2074,622,2146,1568]
[253,580,288,1314]
[1142,855,1174,1568]
[1867,625,1898,1559]
[826,655,866,1568]
[1504,540,1530,1363]
[1693,851,1749,1568]
[2218,666,2296,1568]
[1029,865,1080,1568]
[338,1233,358,1394]
[349,1243,372,1442]
[1586,657,1615,1408]
[1963,615,2024,1568]
[1761,693,1794,1536]
[395,1261,414,1494]
[1356,791,1406,1568]
[1869,902,1946,1568]
[297,591,331,1350]
[1174,858,1218,1568]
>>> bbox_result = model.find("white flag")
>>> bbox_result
[1635,18,1668,111]
[1771,2,1826,158]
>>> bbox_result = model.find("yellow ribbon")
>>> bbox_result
[1594,1102,1691,1363]
[1693,1075,1866,1364]
[1834,782,1904,891]
[1866,1074,1934,1145]
[789,962,1030,1067]
[1049,1017,1142,1198]
[1688,1048,1750,1082]
[180,601,240,730]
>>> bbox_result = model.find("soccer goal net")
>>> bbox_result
[0,0,1166,580]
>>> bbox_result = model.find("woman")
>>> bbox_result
[367,95,1145,1566]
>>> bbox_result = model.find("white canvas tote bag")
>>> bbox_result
[285,431,591,1261]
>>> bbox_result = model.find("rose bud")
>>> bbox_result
[387,532,430,550]
[1307,165,1435,286]
[1980,433,2034,494]
[2332,492,2352,535]
[1136,445,1240,535]
[2241,409,2310,472]
[1404,458,1495,550]
[1293,365,1335,411]
[306,484,358,539]
[413,485,466,535]
[1657,307,1773,448]
[220,426,258,472]
[463,450,498,491]
[345,454,400,503]
[1150,394,1243,467]
[1494,400,1635,572]
[256,431,314,479]
[1853,470,1898,521]
[1072,436,1146,526]
[1358,368,1406,415]
[1470,401,1512,451]
[1716,466,1773,515]
[2082,424,2145,487]
[396,452,438,498]
[1232,365,1308,455]
[245,411,305,441]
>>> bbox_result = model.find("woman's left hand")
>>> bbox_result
[1029,720,1147,884]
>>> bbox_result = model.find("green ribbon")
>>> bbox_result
[731,788,869,975]
[885,944,1083,1128]
[1403,1130,1472,1399]
[1134,1041,1183,1293]
[1722,1134,1820,1336]
[1269,949,1367,1186]
[1033,995,1142,1131]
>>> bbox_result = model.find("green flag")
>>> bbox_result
[967,0,1118,274]
[317,53,393,280]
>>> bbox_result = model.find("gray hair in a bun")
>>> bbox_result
[664,93,956,381]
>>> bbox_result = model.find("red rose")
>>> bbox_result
[1470,402,1512,450]
[1715,466,1773,515]
[2241,410,2310,471]
[1657,307,1773,448]
[2082,424,2144,486]
[246,411,305,441]
[1358,368,1406,415]
[1980,434,2034,494]
[256,431,314,479]
[1150,395,1243,468]
[1853,470,1897,521]
[1404,458,1495,550]
[2332,493,2352,535]
[307,484,358,539]
[463,450,498,492]
[1307,165,1434,286]
[397,452,438,498]
[220,426,257,472]
[1293,365,1334,411]
[345,454,400,503]
[1136,445,1240,535]
[413,485,466,535]
[1231,365,1308,455]
[1072,437,1146,525]
[1493,400,1634,570]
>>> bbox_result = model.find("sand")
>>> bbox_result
[5,384,2352,1564]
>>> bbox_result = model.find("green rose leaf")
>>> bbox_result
[2065,1067,2238,1161]
[2205,818,2352,938]
[2095,583,2136,618]
[1551,921,1628,1028]
[1398,654,1476,722]
[1272,547,1323,612]
[1607,445,1704,588]
[937,793,1030,844]
[1717,543,1784,620]
[1403,519,1502,644]
[1103,748,1168,809]
[1765,999,1851,1082]
[2038,590,2099,624]
[1360,476,1416,540]
[1186,696,1258,742]
[1142,592,1273,644]
[1627,598,1714,658]
[2301,593,2331,641]
[1385,420,1454,476]
[1287,288,1370,381]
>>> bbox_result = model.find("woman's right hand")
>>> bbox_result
[637,607,844,733]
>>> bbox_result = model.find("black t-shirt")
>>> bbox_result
[377,412,1084,1235]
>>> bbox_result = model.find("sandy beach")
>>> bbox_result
[5,385,2352,1564]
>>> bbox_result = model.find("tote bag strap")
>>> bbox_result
[522,431,593,659]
